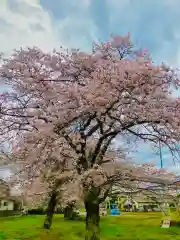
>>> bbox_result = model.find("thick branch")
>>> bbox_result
[96,136,116,165]
[90,131,118,165]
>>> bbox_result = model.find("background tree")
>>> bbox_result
[0,34,180,239]
[3,140,75,229]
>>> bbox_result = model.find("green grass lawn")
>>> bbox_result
[0,213,180,240]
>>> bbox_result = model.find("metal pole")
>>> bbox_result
[159,141,163,168]
[21,198,23,209]
[21,193,23,210]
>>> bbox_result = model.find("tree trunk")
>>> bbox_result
[43,192,57,229]
[64,207,68,219]
[64,205,73,219]
[85,201,100,240]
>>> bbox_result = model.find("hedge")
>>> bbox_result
[0,210,21,217]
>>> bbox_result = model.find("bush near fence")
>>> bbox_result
[0,210,21,217]
[28,208,45,215]
[0,207,64,217]
[27,207,64,215]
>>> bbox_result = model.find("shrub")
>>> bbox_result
[28,208,45,215]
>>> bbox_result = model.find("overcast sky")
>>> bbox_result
[1,0,180,178]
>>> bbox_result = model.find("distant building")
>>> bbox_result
[0,179,22,211]
[0,197,15,211]
[0,179,10,197]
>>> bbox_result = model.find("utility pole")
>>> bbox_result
[159,140,163,168]
[21,193,24,210]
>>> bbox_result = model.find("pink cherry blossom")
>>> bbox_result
[0,33,179,238]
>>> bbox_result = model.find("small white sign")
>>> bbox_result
[161,220,170,228]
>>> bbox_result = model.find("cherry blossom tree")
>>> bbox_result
[0,33,180,239]
[3,140,75,229]
[61,179,80,220]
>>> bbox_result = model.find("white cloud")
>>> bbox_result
[0,0,59,54]
[0,0,97,56]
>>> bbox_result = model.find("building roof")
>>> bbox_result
[0,195,22,202]
[174,176,180,184]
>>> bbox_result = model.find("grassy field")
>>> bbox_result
[0,213,180,240]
